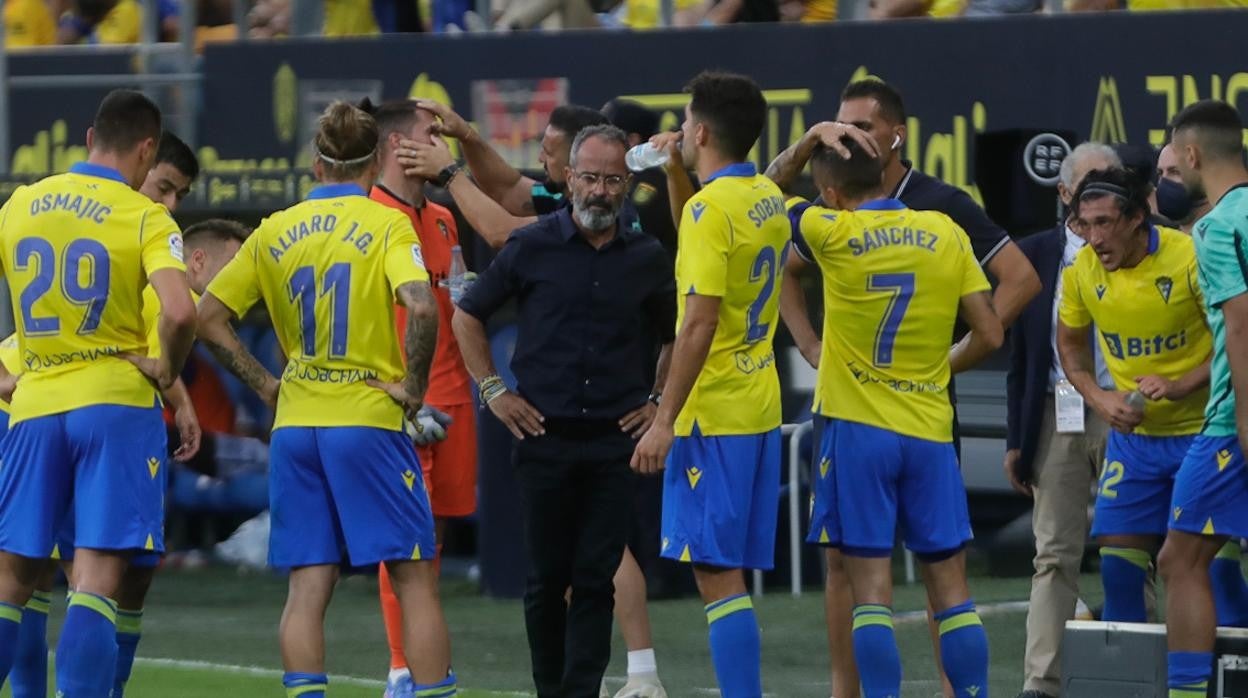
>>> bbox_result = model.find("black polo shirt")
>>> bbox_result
[891,160,1010,266]
[458,208,677,422]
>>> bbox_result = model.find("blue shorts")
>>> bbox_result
[0,404,168,559]
[1170,435,1248,539]
[1092,432,1194,537]
[51,513,161,568]
[660,427,781,570]
[269,426,435,568]
[808,419,972,558]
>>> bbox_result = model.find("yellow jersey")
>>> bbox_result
[4,0,54,48]
[0,162,186,424]
[674,163,788,437]
[790,198,990,442]
[1128,0,1245,8]
[0,333,19,415]
[206,183,429,431]
[140,285,201,359]
[323,0,380,36]
[93,0,141,43]
[622,0,700,28]
[1059,225,1211,436]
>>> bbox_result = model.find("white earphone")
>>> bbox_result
[891,133,902,151]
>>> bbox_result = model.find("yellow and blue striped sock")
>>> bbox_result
[283,671,328,697]
[852,604,901,698]
[1211,542,1248,627]
[413,670,458,697]
[934,600,989,698]
[0,600,25,687]
[1168,651,1212,698]
[1100,547,1150,622]
[705,593,762,698]
[113,608,143,698]
[10,591,50,698]
[54,592,119,697]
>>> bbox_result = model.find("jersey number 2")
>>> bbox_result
[867,273,915,368]
[745,246,779,344]
[16,237,111,336]
[289,263,351,359]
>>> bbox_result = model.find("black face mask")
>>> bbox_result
[1156,177,1200,223]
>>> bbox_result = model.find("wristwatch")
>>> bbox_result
[434,163,462,188]
[648,392,663,406]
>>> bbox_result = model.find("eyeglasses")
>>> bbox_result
[573,171,629,193]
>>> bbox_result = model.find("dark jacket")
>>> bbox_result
[1006,224,1065,481]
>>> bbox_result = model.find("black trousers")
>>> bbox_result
[514,427,633,698]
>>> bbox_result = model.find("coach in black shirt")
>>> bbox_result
[453,124,675,698]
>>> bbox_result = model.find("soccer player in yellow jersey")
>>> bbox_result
[631,71,788,698]
[0,89,196,698]
[1056,168,1217,624]
[4,133,213,698]
[787,136,1002,698]
[198,101,455,698]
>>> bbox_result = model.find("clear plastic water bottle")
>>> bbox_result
[447,245,467,305]
[625,143,670,172]
[1125,389,1147,412]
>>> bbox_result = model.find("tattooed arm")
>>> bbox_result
[197,293,280,407]
[397,280,439,405]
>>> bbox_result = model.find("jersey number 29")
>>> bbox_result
[16,237,111,336]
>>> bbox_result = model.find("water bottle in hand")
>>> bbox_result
[447,245,467,305]
[1125,389,1147,413]
[626,143,670,172]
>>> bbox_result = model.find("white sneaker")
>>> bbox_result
[614,673,667,698]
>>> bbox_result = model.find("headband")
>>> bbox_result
[315,146,376,167]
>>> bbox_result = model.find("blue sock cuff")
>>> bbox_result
[934,600,976,622]
[414,670,458,696]
[282,672,328,687]
[1169,651,1213,687]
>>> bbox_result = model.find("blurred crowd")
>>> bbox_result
[3,0,1244,48]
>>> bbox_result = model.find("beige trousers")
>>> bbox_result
[1022,396,1108,696]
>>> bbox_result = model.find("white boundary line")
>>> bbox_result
[122,600,1033,697]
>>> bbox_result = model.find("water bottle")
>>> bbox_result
[625,143,670,172]
[1125,389,1147,413]
[447,245,467,305]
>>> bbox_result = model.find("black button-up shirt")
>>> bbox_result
[458,208,677,422]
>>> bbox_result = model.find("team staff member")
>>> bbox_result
[454,125,675,698]
[632,71,788,698]
[0,90,197,697]
[198,101,456,698]
[362,97,478,698]
[768,78,1040,698]
[790,135,1001,698]
[397,101,609,248]
[600,96,671,698]
[1056,169,1216,622]
[1159,100,1248,698]
[1156,143,1212,234]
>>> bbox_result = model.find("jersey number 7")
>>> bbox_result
[867,272,916,368]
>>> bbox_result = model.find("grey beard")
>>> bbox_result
[575,206,616,232]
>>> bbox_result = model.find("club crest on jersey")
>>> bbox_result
[1155,276,1173,303]
[436,219,451,240]
[1095,284,1107,300]
[690,201,707,223]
